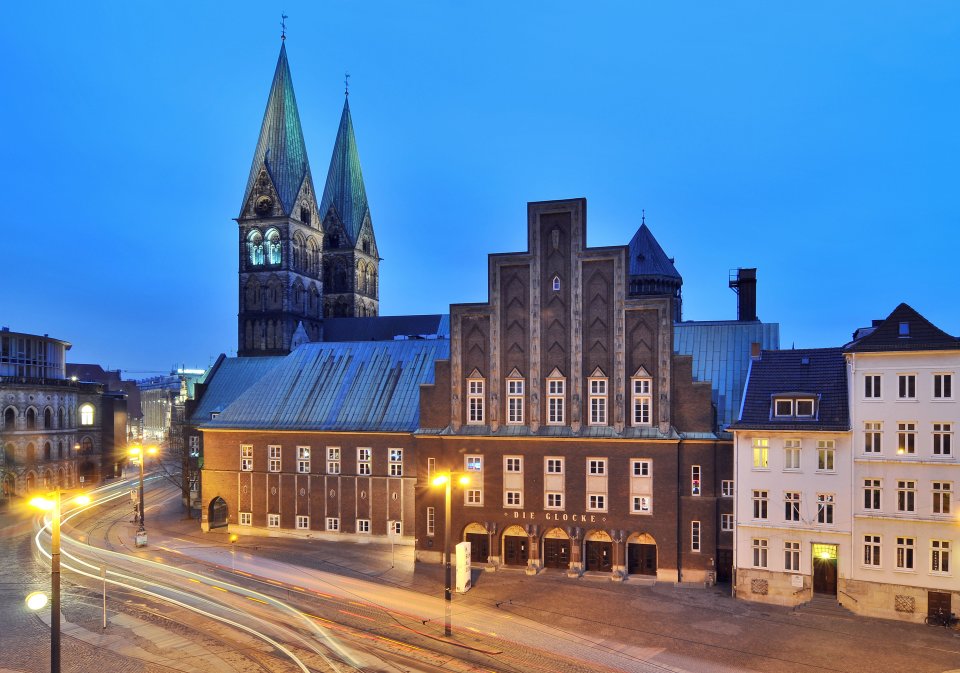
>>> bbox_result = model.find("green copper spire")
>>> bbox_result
[319,96,370,244]
[241,43,313,216]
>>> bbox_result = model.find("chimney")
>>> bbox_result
[750,342,761,360]
[729,268,758,321]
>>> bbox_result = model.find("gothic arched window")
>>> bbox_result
[247,230,264,266]
[44,407,52,429]
[266,228,282,265]
[79,404,95,426]
[81,437,93,453]
[4,407,15,430]
[58,407,64,429]
[26,408,36,430]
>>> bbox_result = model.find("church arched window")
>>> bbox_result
[247,230,264,266]
[266,229,282,265]
[307,238,320,276]
[292,235,303,271]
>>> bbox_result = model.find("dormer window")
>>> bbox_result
[552,276,561,291]
[795,399,815,417]
[773,397,817,419]
[775,399,793,417]
[899,321,910,337]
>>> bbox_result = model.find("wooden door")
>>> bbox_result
[813,557,837,594]
[503,535,528,566]
[928,591,952,619]
[466,533,488,563]
[543,538,570,569]
[586,541,613,572]
[628,543,657,576]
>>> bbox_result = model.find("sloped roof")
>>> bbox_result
[674,320,780,432]
[189,356,285,423]
[844,303,959,353]
[202,340,449,432]
[241,43,313,216]
[319,98,370,245]
[731,347,849,431]
[627,223,681,280]
[322,315,450,342]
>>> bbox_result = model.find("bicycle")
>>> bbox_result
[924,608,959,628]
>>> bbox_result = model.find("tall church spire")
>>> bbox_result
[240,42,313,217]
[319,96,370,245]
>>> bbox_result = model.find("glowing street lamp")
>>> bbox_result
[431,472,470,637]
[29,491,92,673]
[128,445,158,540]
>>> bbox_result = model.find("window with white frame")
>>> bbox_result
[465,489,482,505]
[426,507,435,536]
[506,377,524,424]
[817,493,835,524]
[721,480,734,497]
[505,456,522,473]
[505,490,522,507]
[547,492,564,509]
[588,458,606,475]
[466,455,482,472]
[296,515,309,529]
[784,491,800,522]
[931,540,951,574]
[933,482,952,515]
[896,536,915,570]
[327,447,341,474]
[897,480,916,513]
[357,448,371,475]
[752,538,768,568]
[863,478,881,511]
[817,440,835,472]
[588,376,608,425]
[389,448,403,476]
[546,457,563,474]
[632,376,652,426]
[934,423,953,456]
[774,399,793,417]
[632,459,651,477]
[721,513,734,531]
[427,457,436,481]
[241,444,253,471]
[357,519,370,534]
[632,495,651,513]
[467,377,485,424]
[691,521,701,552]
[795,399,815,417]
[752,438,769,469]
[79,404,95,426]
[864,422,882,453]
[897,422,916,454]
[864,374,881,399]
[784,540,800,571]
[934,373,953,399]
[863,534,881,567]
[297,446,311,473]
[898,374,916,399]
[588,493,606,511]
[268,445,281,472]
[783,439,801,471]
[240,512,252,526]
[326,517,339,532]
[691,465,701,496]
[547,376,565,424]
[267,513,280,528]
[391,521,402,536]
[752,490,768,519]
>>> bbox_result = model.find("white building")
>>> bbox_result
[731,348,852,606]
[844,303,959,622]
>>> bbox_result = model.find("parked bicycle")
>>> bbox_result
[924,608,959,628]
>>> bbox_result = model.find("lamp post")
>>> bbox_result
[29,491,90,673]
[431,472,470,637]
[128,446,158,535]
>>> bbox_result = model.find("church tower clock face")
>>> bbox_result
[255,195,273,215]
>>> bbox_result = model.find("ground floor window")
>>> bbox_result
[426,507,435,536]
[267,513,280,528]
[239,512,252,526]
[752,538,768,568]
[326,517,340,532]
[863,535,881,567]
[931,540,951,574]
[896,536,914,570]
[391,521,402,536]
[357,519,370,533]
[784,541,800,571]
[296,515,309,529]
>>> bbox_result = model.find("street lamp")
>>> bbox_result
[431,472,470,637]
[128,445,158,540]
[29,491,90,673]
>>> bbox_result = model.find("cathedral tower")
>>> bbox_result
[319,95,379,318]
[237,43,323,356]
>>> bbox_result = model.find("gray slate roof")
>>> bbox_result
[674,320,780,432]
[322,315,450,342]
[241,43,313,216]
[628,223,682,280]
[319,98,370,245]
[190,356,286,423]
[730,347,849,432]
[202,340,449,433]
[845,303,960,353]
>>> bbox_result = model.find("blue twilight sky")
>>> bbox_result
[2,2,958,375]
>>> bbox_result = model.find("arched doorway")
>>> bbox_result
[25,471,37,492]
[57,468,65,487]
[2,474,16,498]
[585,530,613,572]
[463,522,489,563]
[627,532,658,576]
[43,470,54,488]
[542,527,570,569]
[208,497,228,529]
[501,525,529,566]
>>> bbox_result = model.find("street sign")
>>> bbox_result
[135,530,148,547]
[79,476,85,483]
[455,541,472,593]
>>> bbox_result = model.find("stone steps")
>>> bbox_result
[796,594,857,618]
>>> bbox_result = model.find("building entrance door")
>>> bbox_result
[812,544,838,595]
[466,533,488,563]
[716,549,733,583]
[208,497,228,529]
[503,535,528,566]
[627,543,657,575]
[928,591,952,619]
[543,538,570,569]
[585,541,613,572]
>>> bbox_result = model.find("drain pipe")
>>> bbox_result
[677,440,682,583]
